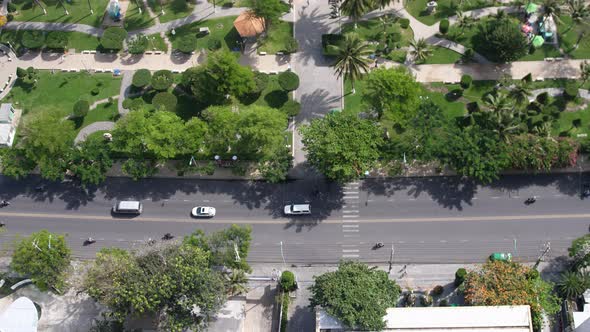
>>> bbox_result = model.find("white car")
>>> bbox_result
[283,204,311,215]
[191,206,216,218]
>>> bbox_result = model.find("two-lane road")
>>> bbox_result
[0,173,587,264]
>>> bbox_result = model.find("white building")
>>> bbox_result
[316,305,533,332]
[0,297,39,332]
[0,104,20,147]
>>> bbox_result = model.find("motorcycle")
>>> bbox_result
[524,196,537,205]
[373,242,384,250]
[162,233,174,240]
[0,200,10,207]
[84,237,96,246]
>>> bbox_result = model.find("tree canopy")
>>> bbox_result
[300,112,383,182]
[309,261,401,331]
[473,17,528,63]
[69,135,113,186]
[11,230,71,292]
[101,27,128,50]
[46,31,68,50]
[132,69,152,88]
[569,234,590,270]
[464,261,560,331]
[250,0,287,28]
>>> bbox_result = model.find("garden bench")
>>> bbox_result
[199,27,210,34]
[259,51,267,55]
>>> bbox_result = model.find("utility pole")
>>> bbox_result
[534,242,551,270]
[388,243,395,274]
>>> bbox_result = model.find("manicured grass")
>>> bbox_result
[554,105,590,138]
[258,21,294,54]
[342,15,414,47]
[406,0,495,26]
[421,46,462,64]
[168,16,241,52]
[558,15,590,59]
[147,33,168,52]
[519,44,562,61]
[76,100,119,130]
[6,71,121,119]
[385,50,407,63]
[253,74,293,109]
[343,78,364,114]
[147,0,194,23]
[0,30,100,52]
[11,0,108,27]
[123,0,156,30]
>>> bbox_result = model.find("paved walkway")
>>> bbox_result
[3,21,102,37]
[118,70,133,115]
[74,121,115,143]
[529,87,590,101]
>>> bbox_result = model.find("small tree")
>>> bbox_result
[253,71,269,94]
[460,74,472,89]
[100,27,128,50]
[278,71,300,91]
[474,17,528,62]
[569,234,590,270]
[127,34,148,54]
[439,19,450,34]
[152,91,178,111]
[16,67,27,79]
[564,81,579,100]
[178,34,197,53]
[207,37,222,51]
[21,30,45,49]
[132,69,151,88]
[281,100,301,117]
[11,230,71,292]
[151,70,173,91]
[280,270,297,292]
[72,99,90,118]
[283,36,299,53]
[454,267,467,286]
[46,31,68,50]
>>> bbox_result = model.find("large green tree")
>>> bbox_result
[300,112,383,182]
[100,27,128,50]
[250,0,286,29]
[473,17,528,62]
[464,261,560,331]
[409,38,433,63]
[362,67,422,127]
[569,234,590,270]
[69,135,113,186]
[11,230,71,292]
[309,261,401,331]
[329,33,372,94]
[340,0,373,27]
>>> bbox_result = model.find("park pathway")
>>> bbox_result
[74,121,115,143]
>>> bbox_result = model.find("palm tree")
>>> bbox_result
[340,0,373,28]
[493,9,507,20]
[483,92,520,140]
[509,81,533,105]
[542,0,562,24]
[226,269,249,296]
[409,38,433,63]
[329,33,372,94]
[374,0,394,9]
[581,60,590,86]
[455,11,474,36]
[557,271,590,300]
[484,91,513,113]
[568,0,590,25]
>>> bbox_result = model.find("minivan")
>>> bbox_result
[284,204,311,215]
[113,201,143,214]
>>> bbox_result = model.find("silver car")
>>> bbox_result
[191,206,216,218]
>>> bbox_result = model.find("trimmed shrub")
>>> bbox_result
[130,98,145,111]
[278,71,300,91]
[283,36,299,53]
[152,91,178,111]
[280,270,297,292]
[536,91,549,105]
[101,27,128,50]
[177,34,197,53]
[253,71,269,94]
[564,82,579,100]
[7,2,16,12]
[460,74,472,89]
[91,87,100,95]
[399,18,410,29]
[46,31,68,50]
[522,73,533,83]
[431,285,444,296]
[446,88,463,101]
[132,69,152,88]
[439,19,449,34]
[122,98,132,109]
[454,268,466,286]
[127,34,148,54]
[21,30,45,49]
[16,67,27,78]
[72,100,90,118]
[281,100,301,117]
[207,37,222,51]
[151,70,173,91]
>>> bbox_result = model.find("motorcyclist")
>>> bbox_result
[375,242,384,248]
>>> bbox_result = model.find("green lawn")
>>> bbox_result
[406,0,496,25]
[342,15,414,47]
[123,0,156,30]
[76,100,119,130]
[168,16,241,52]
[6,71,121,120]
[11,0,109,27]
[258,21,294,54]
[558,15,590,59]
[147,0,194,23]
[147,33,168,52]
[0,30,100,52]
[520,44,562,61]
[421,46,462,64]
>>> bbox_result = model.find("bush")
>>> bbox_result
[522,73,533,83]
[446,88,463,101]
[439,19,449,34]
[207,37,222,51]
[101,27,128,50]
[7,2,16,12]
[564,82,579,100]
[283,36,299,53]
[46,31,68,50]
[253,71,269,94]
[462,48,475,63]
[91,87,100,95]
[6,14,13,22]
[454,268,467,286]
[281,100,301,117]
[151,70,173,91]
[132,69,152,88]
[439,299,448,306]
[21,30,45,49]
[127,34,148,54]
[420,295,433,306]
[72,100,90,118]
[16,67,26,78]
[466,101,480,113]
[129,98,145,111]
[122,98,132,109]
[460,74,472,89]
[536,91,549,105]
[278,71,300,91]
[399,18,410,29]
[431,285,444,296]
[178,34,197,53]
[473,18,528,62]
[152,92,178,111]
[280,270,297,292]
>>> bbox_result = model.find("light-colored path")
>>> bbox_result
[529,87,590,101]
[118,70,133,115]
[74,121,115,143]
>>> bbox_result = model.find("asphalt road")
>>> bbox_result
[0,173,588,264]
